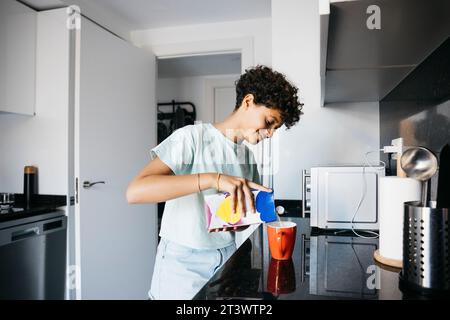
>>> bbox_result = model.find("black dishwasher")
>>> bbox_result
[0,211,67,299]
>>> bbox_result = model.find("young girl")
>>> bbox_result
[126,65,302,299]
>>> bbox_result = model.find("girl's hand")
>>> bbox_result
[216,174,272,218]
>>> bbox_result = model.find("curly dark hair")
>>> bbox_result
[234,65,303,129]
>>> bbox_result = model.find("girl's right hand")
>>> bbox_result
[216,174,272,219]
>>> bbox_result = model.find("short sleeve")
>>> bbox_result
[150,126,194,175]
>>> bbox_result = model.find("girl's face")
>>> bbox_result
[240,99,283,145]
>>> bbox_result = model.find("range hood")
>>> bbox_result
[320,0,450,106]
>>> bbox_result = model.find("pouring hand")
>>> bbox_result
[216,174,271,218]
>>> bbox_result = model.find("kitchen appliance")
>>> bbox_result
[0,209,67,299]
[305,166,385,230]
[400,201,450,295]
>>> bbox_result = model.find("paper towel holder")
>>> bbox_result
[374,176,422,270]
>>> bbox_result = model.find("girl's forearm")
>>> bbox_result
[126,173,216,204]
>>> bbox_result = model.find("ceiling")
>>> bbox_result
[20,0,271,30]
[158,53,241,78]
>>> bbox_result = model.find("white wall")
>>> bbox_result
[157,74,239,124]
[271,0,380,199]
[131,18,271,67]
[0,9,70,195]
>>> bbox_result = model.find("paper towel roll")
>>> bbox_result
[378,177,421,265]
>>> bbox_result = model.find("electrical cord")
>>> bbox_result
[387,152,392,176]
[349,149,386,239]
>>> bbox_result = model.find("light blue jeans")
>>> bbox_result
[149,238,236,300]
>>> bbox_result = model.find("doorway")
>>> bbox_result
[155,52,242,233]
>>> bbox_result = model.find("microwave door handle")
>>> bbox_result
[302,170,311,218]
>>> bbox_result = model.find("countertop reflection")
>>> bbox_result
[193,217,430,300]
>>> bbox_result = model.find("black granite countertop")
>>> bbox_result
[0,194,67,224]
[193,217,446,300]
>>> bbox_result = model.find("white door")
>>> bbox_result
[205,76,238,123]
[214,87,236,123]
[74,17,157,299]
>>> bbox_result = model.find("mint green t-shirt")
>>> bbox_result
[150,123,260,249]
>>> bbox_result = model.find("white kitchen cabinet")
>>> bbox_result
[0,0,36,115]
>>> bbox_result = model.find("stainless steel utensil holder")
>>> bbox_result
[400,201,450,295]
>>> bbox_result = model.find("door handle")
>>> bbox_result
[302,170,311,217]
[11,227,40,242]
[300,234,310,283]
[83,181,105,189]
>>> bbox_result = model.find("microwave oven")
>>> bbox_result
[303,166,385,230]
